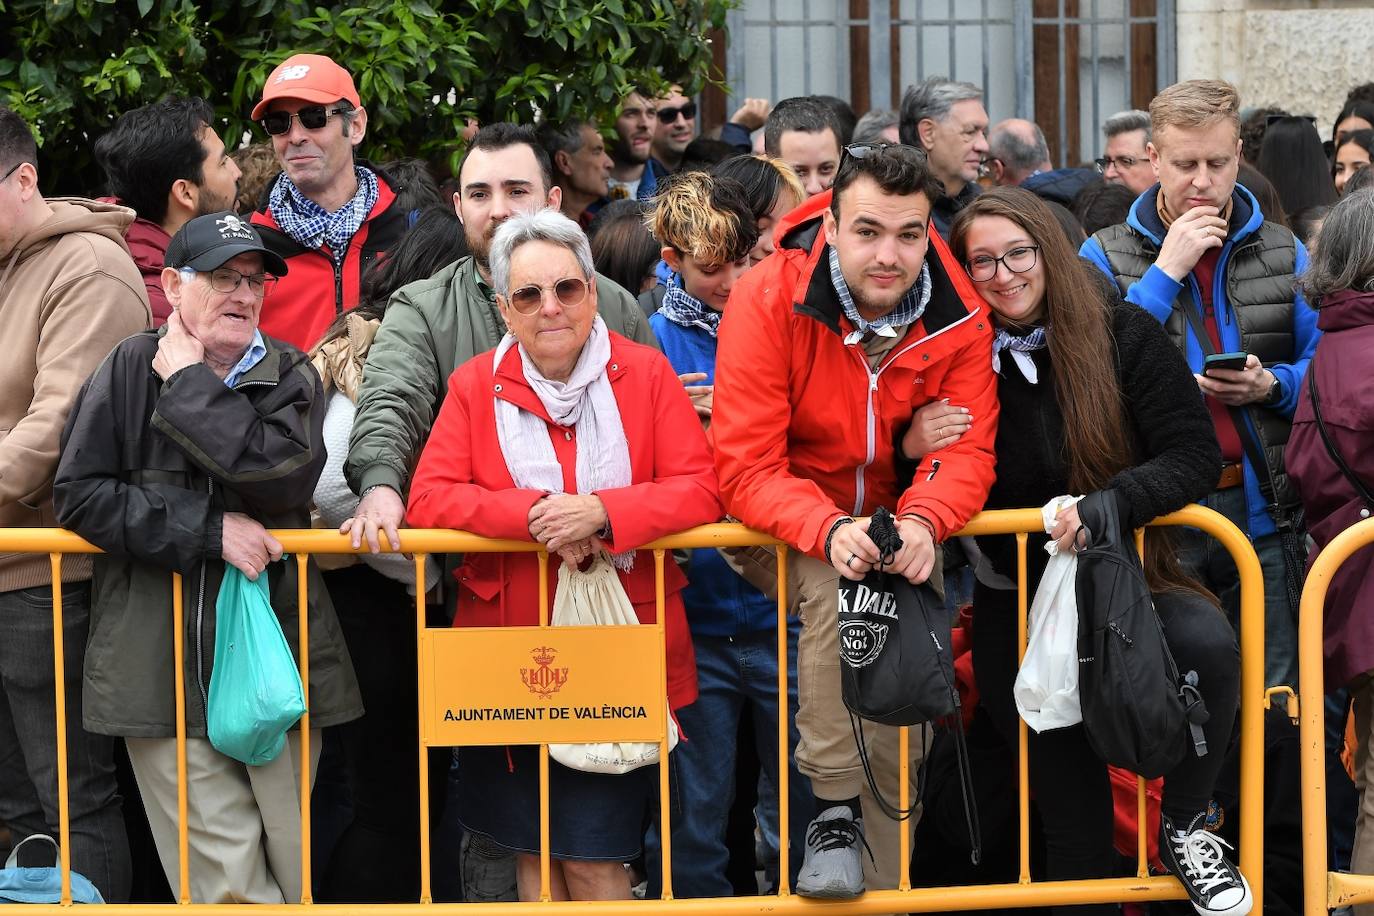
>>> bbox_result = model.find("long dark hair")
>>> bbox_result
[1237,162,1290,228]
[1333,130,1374,192]
[950,187,1128,493]
[710,155,805,222]
[1333,100,1374,144]
[313,206,466,350]
[1257,116,1338,215]
[950,187,1200,594]
[587,199,660,296]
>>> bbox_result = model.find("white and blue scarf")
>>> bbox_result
[268,166,379,263]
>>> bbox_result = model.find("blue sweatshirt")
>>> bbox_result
[650,313,778,636]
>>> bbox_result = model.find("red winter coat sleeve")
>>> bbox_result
[595,352,724,551]
[406,366,546,539]
[712,281,847,558]
[896,330,999,540]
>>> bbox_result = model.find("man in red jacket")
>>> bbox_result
[249,53,409,350]
[713,143,997,901]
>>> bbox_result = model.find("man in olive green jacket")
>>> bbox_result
[343,123,655,552]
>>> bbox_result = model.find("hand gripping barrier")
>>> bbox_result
[1299,516,1374,916]
[0,503,1264,914]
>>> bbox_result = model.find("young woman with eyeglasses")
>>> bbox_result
[947,186,1251,916]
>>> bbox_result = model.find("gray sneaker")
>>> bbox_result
[795,805,867,899]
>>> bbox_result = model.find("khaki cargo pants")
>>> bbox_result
[727,543,943,899]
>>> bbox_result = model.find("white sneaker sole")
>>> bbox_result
[795,877,865,900]
[1188,873,1253,916]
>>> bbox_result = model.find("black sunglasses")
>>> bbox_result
[259,106,350,136]
[656,101,697,125]
[1266,113,1317,128]
[837,142,926,171]
[0,161,20,184]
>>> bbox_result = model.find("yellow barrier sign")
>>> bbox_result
[420,625,666,746]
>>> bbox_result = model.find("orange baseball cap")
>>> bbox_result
[251,54,361,120]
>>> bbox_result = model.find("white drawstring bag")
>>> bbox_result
[1013,495,1085,732]
[548,552,679,774]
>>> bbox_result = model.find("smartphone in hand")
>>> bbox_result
[1203,352,1249,375]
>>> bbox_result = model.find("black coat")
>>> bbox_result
[53,329,362,738]
[976,296,1222,586]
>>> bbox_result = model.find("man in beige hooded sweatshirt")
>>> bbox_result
[0,106,149,901]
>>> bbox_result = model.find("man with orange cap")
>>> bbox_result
[249,53,410,350]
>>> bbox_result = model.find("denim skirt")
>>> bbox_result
[455,745,657,861]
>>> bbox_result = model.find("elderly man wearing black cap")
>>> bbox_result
[53,211,363,904]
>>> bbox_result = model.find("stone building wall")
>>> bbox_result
[1177,0,1374,139]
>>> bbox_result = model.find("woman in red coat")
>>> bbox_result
[1287,188,1374,893]
[407,208,722,902]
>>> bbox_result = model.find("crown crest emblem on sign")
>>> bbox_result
[521,646,568,697]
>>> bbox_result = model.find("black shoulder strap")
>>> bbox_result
[1181,293,1308,621]
[1307,367,1374,510]
[1178,299,1280,504]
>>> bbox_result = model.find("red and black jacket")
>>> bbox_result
[251,167,410,351]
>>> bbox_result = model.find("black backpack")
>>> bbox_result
[837,508,981,862]
[1074,491,1209,778]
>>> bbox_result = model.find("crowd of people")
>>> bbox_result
[4,45,1374,916]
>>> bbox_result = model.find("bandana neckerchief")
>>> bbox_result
[268,166,379,263]
[657,282,722,337]
[828,246,931,345]
[992,325,1048,384]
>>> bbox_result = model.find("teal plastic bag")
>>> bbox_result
[206,567,307,766]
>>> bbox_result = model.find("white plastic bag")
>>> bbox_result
[1013,495,1084,732]
[547,552,679,774]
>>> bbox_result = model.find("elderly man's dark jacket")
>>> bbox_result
[53,329,362,739]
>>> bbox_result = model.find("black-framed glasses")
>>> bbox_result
[0,161,21,184]
[506,277,590,315]
[259,106,350,136]
[655,101,697,124]
[965,246,1040,282]
[205,267,277,296]
[1094,155,1140,173]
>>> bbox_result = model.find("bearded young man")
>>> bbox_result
[712,144,997,905]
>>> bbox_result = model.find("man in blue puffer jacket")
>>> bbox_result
[1079,79,1320,693]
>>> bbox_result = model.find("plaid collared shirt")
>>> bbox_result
[828,246,932,345]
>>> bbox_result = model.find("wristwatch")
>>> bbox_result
[1262,373,1282,406]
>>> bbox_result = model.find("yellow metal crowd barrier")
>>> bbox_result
[1300,516,1374,916]
[2,503,1264,914]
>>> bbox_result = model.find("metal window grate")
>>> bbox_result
[723,0,1176,166]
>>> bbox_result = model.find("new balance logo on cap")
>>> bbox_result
[274,65,311,83]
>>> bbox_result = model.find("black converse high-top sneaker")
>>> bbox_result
[1159,812,1253,916]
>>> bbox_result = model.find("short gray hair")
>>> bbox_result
[489,208,595,298]
[898,77,983,146]
[1301,189,1374,300]
[988,120,1050,172]
[1104,109,1151,142]
[852,108,898,145]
